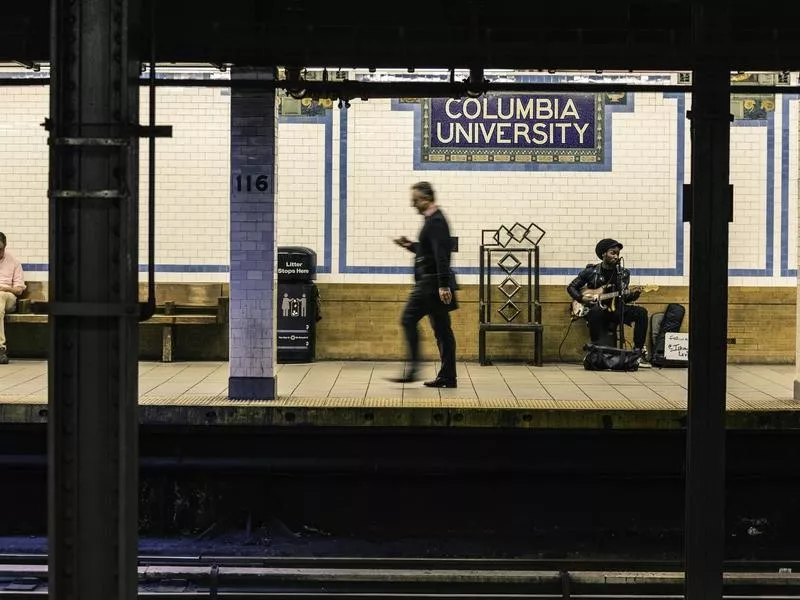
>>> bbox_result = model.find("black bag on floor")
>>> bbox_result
[583,344,640,372]
[650,303,687,368]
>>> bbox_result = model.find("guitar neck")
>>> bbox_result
[597,287,639,301]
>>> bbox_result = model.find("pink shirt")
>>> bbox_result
[0,252,25,293]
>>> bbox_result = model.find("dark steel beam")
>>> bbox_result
[8,36,800,72]
[48,0,141,599]
[684,5,731,600]
[2,76,799,98]
[4,0,800,69]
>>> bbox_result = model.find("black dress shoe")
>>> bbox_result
[423,378,457,388]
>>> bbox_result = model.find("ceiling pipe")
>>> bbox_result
[2,76,796,96]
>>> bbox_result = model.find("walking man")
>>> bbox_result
[390,181,458,388]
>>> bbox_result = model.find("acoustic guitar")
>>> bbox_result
[570,284,659,320]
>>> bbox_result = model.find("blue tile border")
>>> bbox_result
[22,263,231,273]
[338,108,351,275]
[339,92,779,279]
[781,94,799,278]
[728,113,774,277]
[18,85,783,282]
[21,112,334,279]
[338,108,421,275]
[145,264,229,273]
[20,264,48,272]
[341,92,688,277]
[279,112,333,274]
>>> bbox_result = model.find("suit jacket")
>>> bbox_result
[408,208,458,312]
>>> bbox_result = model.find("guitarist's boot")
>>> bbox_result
[633,347,649,365]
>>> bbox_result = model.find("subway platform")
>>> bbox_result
[0,360,797,430]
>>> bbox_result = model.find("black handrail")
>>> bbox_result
[139,0,157,321]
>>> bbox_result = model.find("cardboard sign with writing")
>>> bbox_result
[665,332,689,361]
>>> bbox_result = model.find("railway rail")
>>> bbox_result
[2,555,800,598]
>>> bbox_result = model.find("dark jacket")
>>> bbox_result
[408,209,453,286]
[407,208,458,310]
[566,262,640,303]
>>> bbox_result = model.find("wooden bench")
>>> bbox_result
[7,281,229,362]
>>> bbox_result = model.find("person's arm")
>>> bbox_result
[393,236,419,253]
[430,219,452,290]
[621,268,641,302]
[0,264,25,295]
[10,263,25,296]
[567,269,592,303]
[428,219,454,305]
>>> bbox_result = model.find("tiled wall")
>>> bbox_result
[0,70,796,364]
[0,72,795,292]
[139,87,231,278]
[0,83,232,281]
[0,86,48,270]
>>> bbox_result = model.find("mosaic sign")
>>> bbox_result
[277,93,334,117]
[408,92,626,164]
[730,93,776,121]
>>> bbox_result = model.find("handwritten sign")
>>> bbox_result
[665,333,689,361]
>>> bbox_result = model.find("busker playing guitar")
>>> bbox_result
[566,238,652,359]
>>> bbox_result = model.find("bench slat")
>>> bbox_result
[9,314,219,326]
[6,314,48,324]
[143,315,218,325]
[18,282,226,310]
[480,323,543,331]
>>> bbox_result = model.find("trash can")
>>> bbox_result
[277,246,319,363]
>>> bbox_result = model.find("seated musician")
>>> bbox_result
[566,238,649,358]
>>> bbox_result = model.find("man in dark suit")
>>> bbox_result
[389,181,459,388]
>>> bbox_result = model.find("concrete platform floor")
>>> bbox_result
[0,360,795,411]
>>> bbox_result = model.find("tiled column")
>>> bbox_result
[228,68,277,399]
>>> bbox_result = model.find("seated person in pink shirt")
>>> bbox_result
[0,232,26,364]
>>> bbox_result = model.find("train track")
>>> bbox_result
[2,555,800,598]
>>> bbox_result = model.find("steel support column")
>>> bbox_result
[48,0,140,599]
[684,7,731,600]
